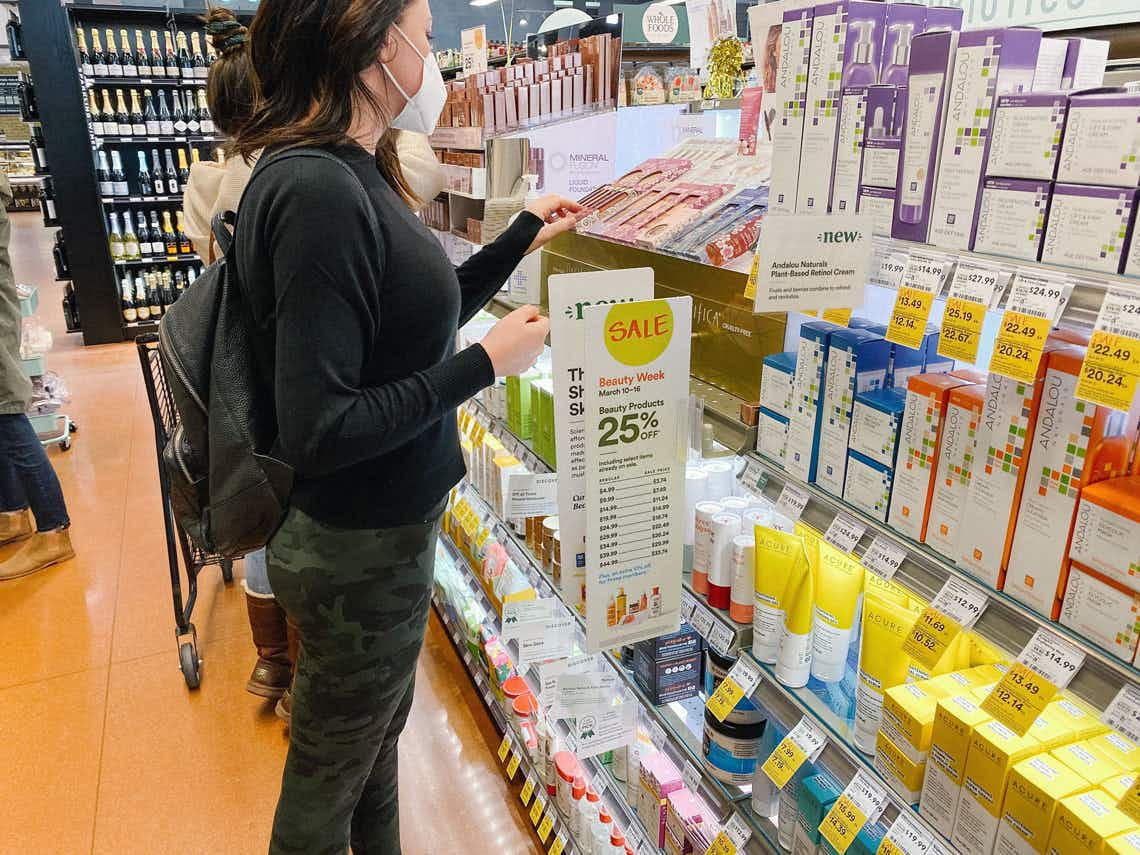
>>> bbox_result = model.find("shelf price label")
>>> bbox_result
[744,252,761,301]
[825,514,866,554]
[681,590,698,623]
[819,771,888,854]
[879,813,933,855]
[1075,289,1140,413]
[549,832,567,855]
[902,578,988,670]
[536,811,555,843]
[706,656,764,722]
[861,536,905,581]
[938,262,1008,364]
[989,272,1072,384]
[708,622,736,657]
[776,482,810,521]
[497,733,513,763]
[530,794,547,826]
[761,716,828,789]
[886,252,949,349]
[506,751,521,780]
[520,775,536,806]
[981,629,1085,736]
[704,814,752,855]
[1103,684,1140,745]
[875,250,909,290]
[691,604,716,639]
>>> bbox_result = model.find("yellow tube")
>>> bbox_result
[853,594,920,754]
[752,525,804,664]
[810,540,865,683]
[863,571,911,607]
[776,527,816,688]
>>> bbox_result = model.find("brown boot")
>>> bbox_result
[0,510,32,547]
[275,617,300,726]
[275,687,292,726]
[0,527,74,581]
[244,583,292,699]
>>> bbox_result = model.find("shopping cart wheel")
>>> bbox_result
[58,437,71,452]
[69,421,78,433]
[179,640,201,689]
[221,559,234,584]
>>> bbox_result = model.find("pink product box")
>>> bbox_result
[640,752,683,848]
[611,183,731,245]
[613,158,694,189]
[666,789,706,847]
[634,183,736,249]
[582,189,667,237]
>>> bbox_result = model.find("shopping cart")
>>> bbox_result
[136,333,234,689]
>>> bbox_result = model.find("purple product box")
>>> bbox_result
[632,647,701,706]
[924,5,964,31]
[972,177,1052,262]
[833,84,897,213]
[635,623,702,660]
[1057,91,1140,188]
[891,29,959,243]
[986,92,1069,181]
[1041,183,1138,274]
[857,185,896,235]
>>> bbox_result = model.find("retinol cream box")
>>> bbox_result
[787,320,842,482]
[758,407,791,463]
[1057,92,1140,188]
[1067,476,1140,591]
[925,383,986,562]
[848,387,907,467]
[928,28,1044,251]
[760,351,797,418]
[986,93,1069,181]
[1045,791,1137,855]
[971,178,1051,262]
[844,449,893,522]
[771,7,816,214]
[888,325,939,390]
[858,185,896,234]
[834,84,895,214]
[1062,37,1110,90]
[1040,183,1137,275]
[816,328,891,497]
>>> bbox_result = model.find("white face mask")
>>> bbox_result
[381,24,447,136]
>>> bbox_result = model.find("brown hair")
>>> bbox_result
[232,0,416,204]
[203,7,254,141]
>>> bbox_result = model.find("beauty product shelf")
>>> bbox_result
[430,103,619,152]
[741,451,1140,710]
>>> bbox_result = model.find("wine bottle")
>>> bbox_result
[6,12,24,61]
[77,27,93,76]
[115,89,132,136]
[88,91,105,136]
[91,29,107,77]
[185,266,197,289]
[205,37,218,71]
[164,32,178,78]
[177,149,190,192]
[30,126,47,173]
[150,149,165,194]
[191,32,208,80]
[96,150,113,196]
[148,274,163,318]
[164,150,179,194]
[162,211,179,257]
[190,147,201,165]
[105,29,122,77]
[143,90,160,135]
[122,274,138,323]
[129,90,146,136]
[40,177,57,224]
[122,214,141,260]
[157,90,174,136]
[197,90,214,135]
[100,90,116,134]
[136,210,153,255]
[137,151,153,197]
[171,90,187,135]
[135,279,151,322]
[149,211,163,250]
[16,73,36,121]
[108,212,125,260]
[110,150,129,196]
[184,89,200,134]
[150,31,166,78]
[176,210,192,253]
[173,269,186,301]
[119,29,137,77]
[177,32,192,80]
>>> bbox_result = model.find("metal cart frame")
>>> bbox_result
[135,334,234,689]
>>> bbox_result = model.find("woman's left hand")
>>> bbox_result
[525,195,585,254]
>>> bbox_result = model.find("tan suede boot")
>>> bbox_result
[244,583,292,698]
[0,510,33,547]
[0,528,75,581]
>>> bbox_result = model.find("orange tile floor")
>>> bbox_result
[0,212,539,854]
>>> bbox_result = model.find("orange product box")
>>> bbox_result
[925,383,986,562]
[950,367,988,385]
[1067,476,1140,593]
[887,373,977,542]
[1060,561,1140,663]
[1004,346,1140,619]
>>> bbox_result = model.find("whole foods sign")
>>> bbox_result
[643,4,680,44]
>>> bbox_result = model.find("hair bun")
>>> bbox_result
[204,8,248,56]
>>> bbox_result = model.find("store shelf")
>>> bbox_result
[101,194,182,204]
[97,134,221,144]
[113,253,198,266]
[446,187,485,201]
[83,76,206,88]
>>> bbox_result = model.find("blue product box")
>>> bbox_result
[635,623,702,660]
[787,321,843,482]
[923,328,954,374]
[760,351,797,419]
[816,329,891,497]
[843,449,895,522]
[848,388,907,467]
[633,646,700,705]
[888,324,939,389]
[794,774,843,852]
[757,406,790,463]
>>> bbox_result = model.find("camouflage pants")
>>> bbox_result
[266,504,443,855]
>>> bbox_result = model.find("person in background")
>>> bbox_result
[232,0,580,850]
[0,173,74,581]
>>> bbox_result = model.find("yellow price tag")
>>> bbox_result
[823,308,854,327]
[939,295,987,363]
[820,794,869,854]
[549,834,566,855]
[520,776,536,806]
[506,752,521,781]
[473,423,487,444]
[706,676,745,722]
[887,286,935,349]
[497,734,512,763]
[475,527,492,550]
[744,252,760,301]
[901,607,963,671]
[1076,330,1140,412]
[989,310,1052,383]
[537,812,555,843]
[705,831,737,855]
[980,662,1058,736]
[530,796,545,826]
[877,839,906,855]
[1118,777,1140,824]
[761,736,809,789]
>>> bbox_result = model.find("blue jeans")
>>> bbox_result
[245,547,272,595]
[0,414,69,531]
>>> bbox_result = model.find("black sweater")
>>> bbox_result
[234,142,542,528]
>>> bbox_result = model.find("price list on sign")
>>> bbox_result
[938,262,1008,364]
[761,717,828,788]
[989,272,1072,384]
[887,251,951,349]
[1075,289,1140,412]
[819,772,888,854]
[982,629,1085,736]
[902,577,988,670]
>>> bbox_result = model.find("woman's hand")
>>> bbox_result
[525,195,585,254]
[480,305,550,377]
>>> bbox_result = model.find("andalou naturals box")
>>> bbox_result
[1040,184,1137,275]
[987,93,1069,181]
[1061,38,1110,90]
[952,719,1041,855]
[834,83,895,214]
[1067,476,1140,591]
[972,178,1051,262]
[816,328,890,497]
[892,29,959,243]
[994,753,1091,855]
[760,351,797,418]
[888,325,938,390]
[928,28,1044,251]
[1057,92,1140,188]
[1060,563,1140,663]
[857,186,896,234]
[1004,346,1139,619]
[926,383,985,561]
[888,373,975,542]
[1045,791,1137,855]
[770,6,816,214]
[920,694,990,839]
[848,387,907,467]
[786,320,842,482]
[845,449,894,522]
[1032,38,1070,92]
[758,408,791,463]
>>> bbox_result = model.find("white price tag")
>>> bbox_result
[775,483,809,521]
[725,657,764,698]
[1006,271,1073,322]
[502,599,557,639]
[592,774,608,797]
[724,813,753,848]
[785,716,829,763]
[1103,685,1140,745]
[844,771,889,823]
[948,261,1008,310]
[1095,289,1140,340]
[930,577,988,630]
[883,813,933,855]
[462,650,472,666]
[825,514,866,554]
[709,622,735,656]
[682,761,703,794]
[904,250,952,296]
[740,460,766,494]
[680,590,698,623]
[690,605,715,639]
[1017,629,1085,690]
[860,536,905,581]
[650,720,667,749]
[626,826,647,853]
[876,250,909,289]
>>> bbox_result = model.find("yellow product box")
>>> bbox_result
[969,635,1010,668]
[1107,830,1140,855]
[1051,742,1119,785]
[952,719,1041,855]
[1050,696,1111,741]
[921,694,991,840]
[1102,773,1137,802]
[969,662,1010,683]
[874,729,926,804]
[1045,790,1137,855]
[994,753,1091,855]
[882,681,948,763]
[1026,704,1082,751]
[927,668,993,697]
[1085,731,1140,772]
[493,454,523,517]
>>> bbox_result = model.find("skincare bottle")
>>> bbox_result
[867,106,887,140]
[843,20,878,87]
[882,23,913,85]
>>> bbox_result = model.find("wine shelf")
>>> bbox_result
[101,195,183,204]
[113,253,199,266]
[96,135,222,145]
[84,76,207,88]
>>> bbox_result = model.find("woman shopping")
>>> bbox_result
[230,0,581,851]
